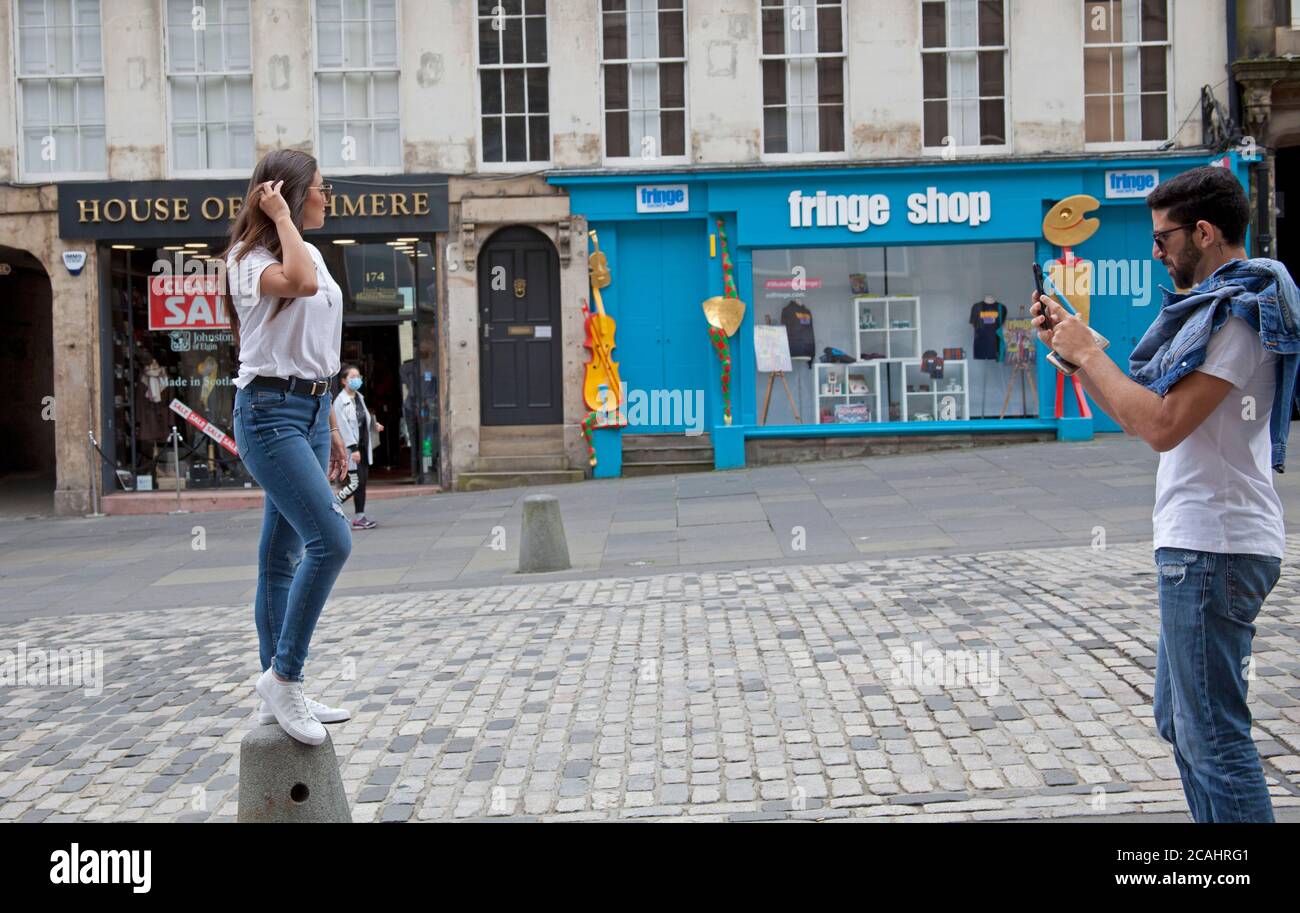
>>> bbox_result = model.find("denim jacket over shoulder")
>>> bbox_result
[1128,258,1300,473]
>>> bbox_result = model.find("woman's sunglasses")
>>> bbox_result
[1152,224,1194,253]
[311,183,334,200]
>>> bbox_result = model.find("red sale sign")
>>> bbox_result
[148,274,230,331]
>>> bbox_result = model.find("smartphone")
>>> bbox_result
[1034,262,1111,375]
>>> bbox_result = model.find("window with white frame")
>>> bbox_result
[477,0,550,164]
[601,0,685,161]
[166,0,254,172]
[15,0,105,178]
[760,0,845,154]
[921,0,1007,149]
[315,0,400,169]
[1083,0,1170,144]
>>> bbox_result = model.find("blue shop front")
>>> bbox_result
[550,152,1247,475]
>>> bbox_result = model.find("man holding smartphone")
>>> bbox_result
[1034,165,1300,823]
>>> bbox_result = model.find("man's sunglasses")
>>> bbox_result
[1152,224,1195,253]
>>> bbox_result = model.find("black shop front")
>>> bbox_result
[58,175,448,495]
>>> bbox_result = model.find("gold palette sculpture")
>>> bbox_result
[1040,193,1103,422]
[1042,194,1100,325]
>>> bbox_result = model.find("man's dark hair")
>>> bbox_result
[1146,166,1251,246]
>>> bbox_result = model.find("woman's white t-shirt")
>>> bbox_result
[226,242,343,388]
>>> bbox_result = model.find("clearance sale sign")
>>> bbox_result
[148,274,231,331]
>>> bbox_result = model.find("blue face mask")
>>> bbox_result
[347,376,363,391]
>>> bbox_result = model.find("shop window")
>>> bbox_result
[315,0,401,169]
[601,0,686,161]
[165,0,254,173]
[15,0,106,179]
[921,0,1008,150]
[107,244,248,491]
[752,243,1040,427]
[760,0,845,155]
[477,0,550,165]
[1083,0,1169,145]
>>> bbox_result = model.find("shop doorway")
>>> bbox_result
[478,226,563,425]
[602,220,711,433]
[324,236,439,483]
[0,246,55,516]
[340,322,413,481]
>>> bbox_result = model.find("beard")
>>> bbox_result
[1169,243,1203,289]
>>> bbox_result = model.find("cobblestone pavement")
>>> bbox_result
[2,538,1298,823]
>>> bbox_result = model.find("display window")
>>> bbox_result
[107,241,244,492]
[751,241,1040,426]
[104,235,440,492]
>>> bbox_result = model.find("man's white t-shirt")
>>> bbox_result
[226,242,343,389]
[1152,315,1285,558]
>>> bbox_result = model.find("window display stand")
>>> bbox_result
[815,361,883,425]
[899,359,969,422]
[854,296,920,360]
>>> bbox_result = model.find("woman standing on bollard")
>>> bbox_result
[224,149,354,746]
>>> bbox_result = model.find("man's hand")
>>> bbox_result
[328,430,349,481]
[350,450,361,465]
[374,422,384,434]
[1031,291,1056,348]
[1034,294,1103,366]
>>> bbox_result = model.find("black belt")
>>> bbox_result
[250,375,332,397]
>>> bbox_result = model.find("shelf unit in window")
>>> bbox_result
[814,361,883,425]
[899,359,970,422]
[854,296,921,361]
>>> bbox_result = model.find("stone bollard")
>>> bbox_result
[518,493,571,573]
[237,725,351,823]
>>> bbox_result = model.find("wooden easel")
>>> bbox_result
[999,359,1038,419]
[761,370,801,424]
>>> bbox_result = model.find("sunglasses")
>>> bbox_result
[311,183,334,200]
[1152,223,1195,253]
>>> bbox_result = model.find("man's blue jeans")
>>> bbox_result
[234,384,352,683]
[1152,547,1279,823]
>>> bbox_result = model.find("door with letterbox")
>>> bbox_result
[478,226,563,425]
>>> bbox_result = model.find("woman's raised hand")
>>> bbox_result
[256,180,291,224]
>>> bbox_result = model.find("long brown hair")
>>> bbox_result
[222,149,319,342]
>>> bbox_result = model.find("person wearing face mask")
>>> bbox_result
[332,364,383,529]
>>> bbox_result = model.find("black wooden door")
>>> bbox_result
[478,226,562,425]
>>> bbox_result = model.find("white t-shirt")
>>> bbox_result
[226,242,343,388]
[1152,315,1285,558]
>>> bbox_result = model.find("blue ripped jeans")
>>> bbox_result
[1152,548,1280,823]
[233,384,352,683]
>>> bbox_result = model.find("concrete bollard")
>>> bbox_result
[237,724,351,823]
[518,493,571,573]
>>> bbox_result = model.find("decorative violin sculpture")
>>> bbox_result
[583,230,623,412]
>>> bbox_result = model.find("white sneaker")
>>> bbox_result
[256,696,351,725]
[255,667,327,746]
